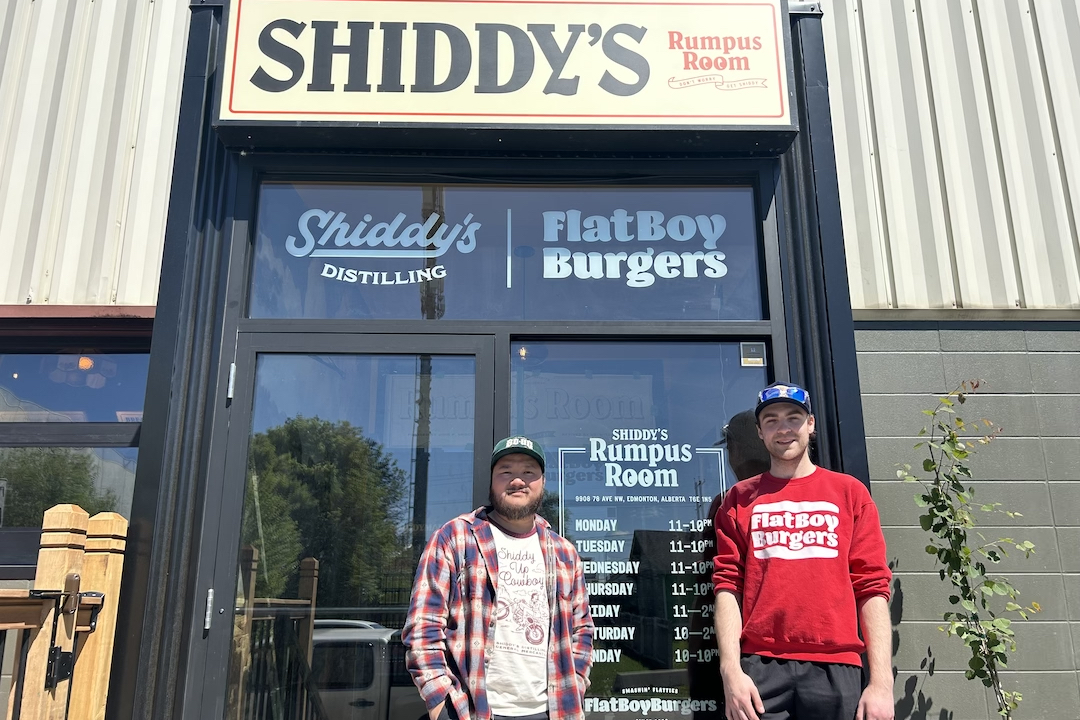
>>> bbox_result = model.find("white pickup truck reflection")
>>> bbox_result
[310,620,427,720]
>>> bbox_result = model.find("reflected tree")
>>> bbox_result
[537,491,568,537]
[244,417,411,608]
[0,448,117,527]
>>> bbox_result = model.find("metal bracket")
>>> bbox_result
[45,646,75,689]
[29,573,86,689]
[789,2,824,16]
[80,591,105,632]
[204,588,215,631]
[227,363,236,400]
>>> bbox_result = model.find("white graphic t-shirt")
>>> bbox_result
[487,523,549,717]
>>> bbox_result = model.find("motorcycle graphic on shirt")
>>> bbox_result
[495,592,547,645]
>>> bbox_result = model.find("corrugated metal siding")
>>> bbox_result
[823,0,1080,310]
[0,0,188,307]
[4,1,1075,311]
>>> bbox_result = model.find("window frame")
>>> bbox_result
[0,318,151,579]
[0,318,151,448]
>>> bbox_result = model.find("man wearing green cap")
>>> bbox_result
[403,436,594,720]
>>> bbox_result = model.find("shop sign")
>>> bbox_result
[250,184,763,321]
[220,0,790,126]
[555,423,728,715]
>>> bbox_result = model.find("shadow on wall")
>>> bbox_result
[891,561,954,720]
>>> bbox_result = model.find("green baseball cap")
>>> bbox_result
[491,436,546,472]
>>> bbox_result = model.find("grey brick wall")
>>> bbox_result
[857,328,1080,719]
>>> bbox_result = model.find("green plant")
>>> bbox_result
[896,381,1039,719]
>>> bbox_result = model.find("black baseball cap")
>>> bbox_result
[491,436,546,472]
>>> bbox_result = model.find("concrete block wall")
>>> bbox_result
[856,328,1080,719]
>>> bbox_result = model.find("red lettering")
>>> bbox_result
[682,51,699,70]
[668,31,684,49]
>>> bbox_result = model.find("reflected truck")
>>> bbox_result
[311,622,427,720]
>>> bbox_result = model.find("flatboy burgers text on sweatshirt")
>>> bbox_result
[712,467,892,666]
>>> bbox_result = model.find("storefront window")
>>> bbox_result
[0,353,150,422]
[0,351,145,572]
[249,184,763,322]
[511,341,766,713]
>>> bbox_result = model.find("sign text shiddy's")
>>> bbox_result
[220,0,790,126]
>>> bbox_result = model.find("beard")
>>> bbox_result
[490,488,544,520]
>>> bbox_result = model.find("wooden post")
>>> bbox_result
[6,610,27,720]
[19,504,90,720]
[67,512,128,720]
[226,546,259,720]
[296,558,319,720]
[297,558,319,668]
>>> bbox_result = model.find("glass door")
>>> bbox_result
[510,340,768,719]
[198,334,493,720]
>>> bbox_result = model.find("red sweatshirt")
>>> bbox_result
[712,467,891,666]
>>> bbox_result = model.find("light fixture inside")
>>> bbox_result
[50,355,117,388]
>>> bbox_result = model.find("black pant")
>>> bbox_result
[741,654,862,720]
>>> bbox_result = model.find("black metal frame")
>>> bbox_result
[227,152,786,330]
[0,317,153,352]
[0,423,140,447]
[110,4,866,720]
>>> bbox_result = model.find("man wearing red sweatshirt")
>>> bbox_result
[712,383,893,720]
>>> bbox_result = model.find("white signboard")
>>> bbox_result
[220,0,791,126]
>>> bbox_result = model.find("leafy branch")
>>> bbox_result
[896,380,1039,718]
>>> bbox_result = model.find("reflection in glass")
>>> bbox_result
[226,354,474,720]
[0,447,137,526]
[0,354,149,422]
[511,342,766,718]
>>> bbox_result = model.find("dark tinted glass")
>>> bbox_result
[511,341,767,716]
[249,183,763,321]
[0,354,149,422]
[311,642,376,691]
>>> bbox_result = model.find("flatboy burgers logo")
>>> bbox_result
[750,500,840,560]
[221,0,789,126]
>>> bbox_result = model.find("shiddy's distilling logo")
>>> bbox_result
[284,207,480,286]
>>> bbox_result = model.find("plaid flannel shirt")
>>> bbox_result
[403,507,594,720]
